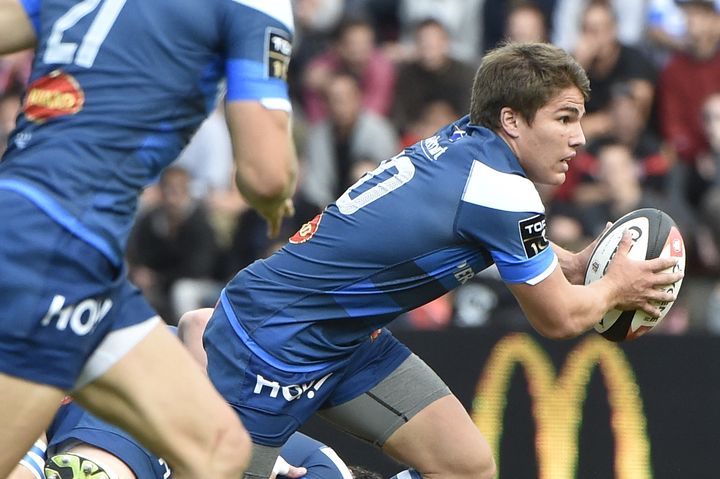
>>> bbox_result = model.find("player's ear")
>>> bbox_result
[499,107,521,138]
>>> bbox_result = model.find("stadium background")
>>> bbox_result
[2,0,720,477]
[302,327,720,478]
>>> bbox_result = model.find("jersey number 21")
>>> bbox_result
[44,0,126,68]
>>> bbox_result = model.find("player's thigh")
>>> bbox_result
[384,395,495,478]
[0,192,124,390]
[73,321,249,475]
[318,353,495,477]
[0,374,64,476]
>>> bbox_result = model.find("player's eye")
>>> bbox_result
[559,116,570,124]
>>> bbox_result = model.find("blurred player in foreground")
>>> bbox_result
[200,42,683,479]
[0,0,298,477]
[9,399,346,479]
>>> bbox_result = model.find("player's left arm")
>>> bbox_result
[552,222,612,285]
[0,0,37,54]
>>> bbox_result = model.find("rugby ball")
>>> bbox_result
[584,208,685,342]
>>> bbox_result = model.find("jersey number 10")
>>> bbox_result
[44,0,127,68]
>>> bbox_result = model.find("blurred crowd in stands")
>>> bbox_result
[2,0,720,335]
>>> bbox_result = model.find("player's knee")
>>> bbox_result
[458,453,496,479]
[431,448,495,479]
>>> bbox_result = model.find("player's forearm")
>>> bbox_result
[227,102,298,212]
[234,147,297,213]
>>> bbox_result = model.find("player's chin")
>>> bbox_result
[539,172,566,186]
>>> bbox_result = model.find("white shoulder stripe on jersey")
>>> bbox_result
[232,0,294,32]
[320,447,354,479]
[526,255,558,285]
[461,160,544,213]
[260,97,292,112]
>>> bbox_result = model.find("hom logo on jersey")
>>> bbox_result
[518,214,549,258]
[24,70,85,123]
[40,295,112,336]
[421,135,447,161]
[253,372,333,401]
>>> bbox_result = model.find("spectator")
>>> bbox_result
[552,0,646,52]
[400,100,461,148]
[127,167,221,324]
[391,19,475,136]
[646,0,720,64]
[396,0,484,62]
[658,0,720,164]
[302,18,396,123]
[696,94,720,267]
[572,0,656,142]
[504,1,551,44]
[174,102,234,199]
[593,82,674,191]
[564,142,694,240]
[302,72,399,209]
[0,50,32,93]
[484,0,554,51]
[288,0,345,104]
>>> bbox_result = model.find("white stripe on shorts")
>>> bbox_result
[74,316,161,389]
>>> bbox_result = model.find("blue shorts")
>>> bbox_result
[204,306,412,447]
[48,401,169,478]
[0,191,155,389]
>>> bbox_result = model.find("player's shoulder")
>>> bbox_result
[458,124,544,214]
[223,0,294,33]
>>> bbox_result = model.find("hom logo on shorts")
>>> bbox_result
[40,295,113,336]
[253,372,333,401]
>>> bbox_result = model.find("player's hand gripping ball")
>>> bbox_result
[584,208,685,341]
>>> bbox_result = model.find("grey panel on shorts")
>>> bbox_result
[244,444,281,479]
[317,353,451,448]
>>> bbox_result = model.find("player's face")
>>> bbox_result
[515,86,586,186]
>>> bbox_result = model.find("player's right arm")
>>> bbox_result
[222,0,298,237]
[507,231,682,339]
[226,101,298,238]
[0,0,37,54]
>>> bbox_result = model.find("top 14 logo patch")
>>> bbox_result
[518,214,549,258]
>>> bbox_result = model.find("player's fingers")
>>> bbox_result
[284,465,308,478]
[615,229,634,256]
[266,215,282,238]
[284,198,295,218]
[639,302,661,319]
[650,270,684,288]
[646,289,677,304]
[646,256,682,273]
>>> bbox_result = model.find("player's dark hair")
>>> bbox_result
[348,465,383,479]
[469,42,590,129]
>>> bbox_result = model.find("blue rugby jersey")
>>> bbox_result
[221,116,557,370]
[1,0,293,265]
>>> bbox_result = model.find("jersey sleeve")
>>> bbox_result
[456,160,557,285]
[220,0,294,111]
[18,0,40,35]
